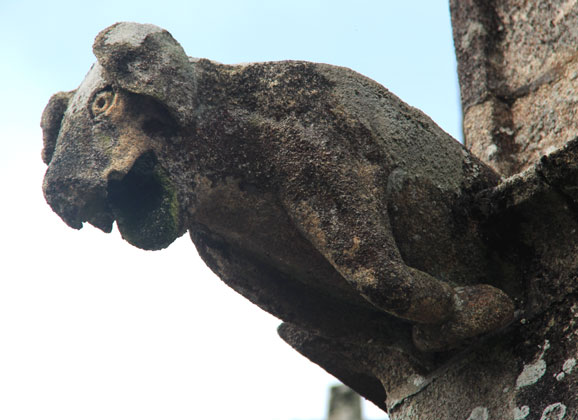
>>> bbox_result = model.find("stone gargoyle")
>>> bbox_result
[42,22,514,353]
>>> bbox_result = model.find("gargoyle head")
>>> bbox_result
[42,22,196,250]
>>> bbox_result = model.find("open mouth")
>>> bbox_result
[106,151,181,250]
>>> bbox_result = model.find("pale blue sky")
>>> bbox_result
[0,1,459,419]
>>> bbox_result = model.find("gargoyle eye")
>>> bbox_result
[91,89,115,116]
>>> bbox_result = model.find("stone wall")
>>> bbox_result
[451,0,578,176]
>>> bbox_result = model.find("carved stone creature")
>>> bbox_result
[42,22,514,352]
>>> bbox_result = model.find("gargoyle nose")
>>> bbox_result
[42,165,114,233]
[43,172,84,230]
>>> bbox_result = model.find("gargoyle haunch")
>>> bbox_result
[42,22,514,352]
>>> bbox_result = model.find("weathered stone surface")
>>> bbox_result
[40,22,525,415]
[385,140,578,418]
[40,17,578,419]
[42,21,516,359]
[451,0,578,176]
[284,136,578,417]
[381,1,578,418]
[391,304,578,420]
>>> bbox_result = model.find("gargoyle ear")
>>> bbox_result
[93,22,196,127]
[41,90,75,165]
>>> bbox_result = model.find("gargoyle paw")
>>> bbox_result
[412,284,515,352]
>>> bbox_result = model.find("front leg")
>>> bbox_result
[282,167,455,326]
[281,159,514,351]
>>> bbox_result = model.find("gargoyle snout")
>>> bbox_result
[43,163,115,233]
